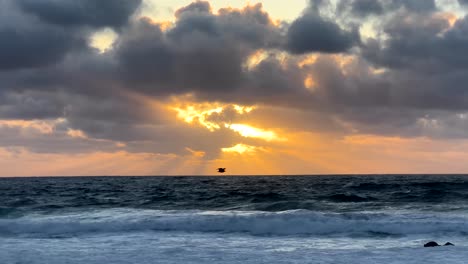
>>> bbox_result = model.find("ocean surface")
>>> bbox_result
[1,175,468,263]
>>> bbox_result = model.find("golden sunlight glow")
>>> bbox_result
[0,119,65,134]
[173,105,224,131]
[342,135,408,146]
[225,123,284,141]
[435,12,458,28]
[67,129,87,139]
[222,143,263,154]
[233,105,255,114]
[304,75,316,89]
[333,54,356,70]
[158,21,174,31]
[141,16,174,31]
[185,147,206,158]
[298,54,319,67]
[244,49,269,69]
[172,102,257,131]
[371,67,387,75]
[171,101,285,142]
[115,142,127,148]
[360,22,378,39]
[90,28,117,53]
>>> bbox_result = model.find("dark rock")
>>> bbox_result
[444,242,454,246]
[424,241,440,247]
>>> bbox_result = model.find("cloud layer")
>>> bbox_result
[2,0,468,174]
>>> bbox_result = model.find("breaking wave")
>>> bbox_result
[1,208,468,237]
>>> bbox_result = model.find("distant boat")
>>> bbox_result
[217,168,226,173]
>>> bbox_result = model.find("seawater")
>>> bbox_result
[1,175,468,263]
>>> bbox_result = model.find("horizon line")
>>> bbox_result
[2,173,468,178]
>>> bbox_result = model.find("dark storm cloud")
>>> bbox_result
[0,0,84,70]
[0,0,253,155]
[0,91,67,120]
[62,93,160,141]
[17,0,141,29]
[0,0,140,71]
[337,0,436,19]
[352,0,383,16]
[115,18,244,94]
[386,0,437,12]
[115,2,283,95]
[337,0,384,17]
[234,56,309,102]
[4,0,468,157]
[294,51,468,138]
[286,5,360,54]
[363,13,468,71]
[0,48,117,95]
[0,24,83,71]
[2,0,314,156]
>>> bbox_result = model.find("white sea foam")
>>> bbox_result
[1,230,467,264]
[2,209,468,237]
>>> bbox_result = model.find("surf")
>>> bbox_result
[2,208,468,237]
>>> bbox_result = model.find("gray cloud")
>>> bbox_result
[0,91,67,120]
[17,0,141,29]
[0,0,140,71]
[362,12,468,72]
[0,0,85,70]
[338,0,383,17]
[115,2,284,97]
[386,0,436,12]
[2,0,468,158]
[297,52,468,138]
[336,0,437,21]
[175,1,212,16]
[0,24,84,71]
[286,11,360,54]
[0,121,123,154]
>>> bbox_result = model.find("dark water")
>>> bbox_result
[3,175,468,264]
[2,175,468,215]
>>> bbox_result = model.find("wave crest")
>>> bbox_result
[1,209,468,237]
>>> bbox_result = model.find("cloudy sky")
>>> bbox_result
[2,0,468,176]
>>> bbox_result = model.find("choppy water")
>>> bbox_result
[2,175,468,263]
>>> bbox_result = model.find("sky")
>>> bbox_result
[2,0,468,176]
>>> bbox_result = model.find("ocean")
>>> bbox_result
[1,175,467,263]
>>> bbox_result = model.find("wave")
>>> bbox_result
[1,209,468,237]
[321,194,377,203]
[345,181,468,190]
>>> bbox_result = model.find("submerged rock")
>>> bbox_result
[444,242,455,246]
[424,241,440,247]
